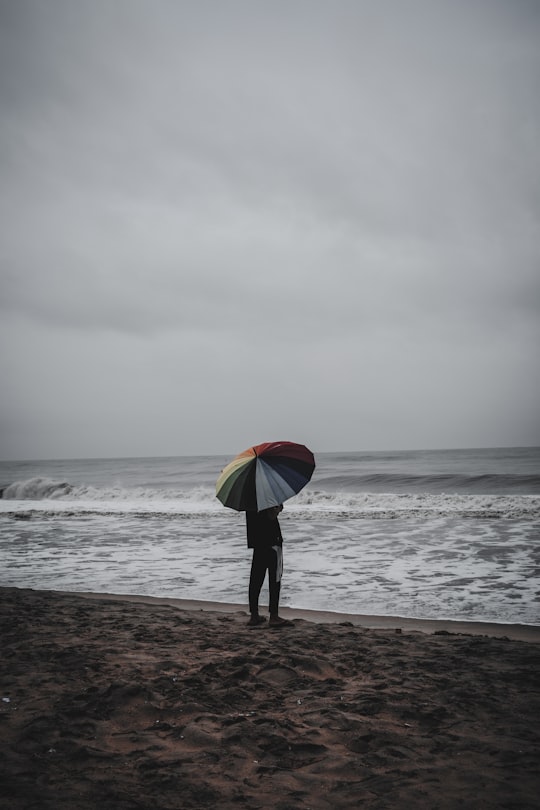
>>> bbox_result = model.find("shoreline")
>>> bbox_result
[28,587,540,643]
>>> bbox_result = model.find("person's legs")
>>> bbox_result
[248,547,291,628]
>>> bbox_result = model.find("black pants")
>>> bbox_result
[249,546,281,616]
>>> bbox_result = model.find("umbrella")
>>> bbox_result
[216,441,315,512]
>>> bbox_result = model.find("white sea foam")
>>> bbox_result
[0,510,538,624]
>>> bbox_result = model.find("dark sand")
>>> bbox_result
[1,587,539,809]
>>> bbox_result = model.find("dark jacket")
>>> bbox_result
[246,510,283,550]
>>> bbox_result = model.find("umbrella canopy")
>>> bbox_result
[216,441,315,512]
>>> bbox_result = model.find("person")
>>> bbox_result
[245,504,293,628]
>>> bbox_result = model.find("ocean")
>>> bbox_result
[1,447,539,625]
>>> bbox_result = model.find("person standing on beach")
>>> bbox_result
[246,504,292,628]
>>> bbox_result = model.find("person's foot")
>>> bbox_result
[269,615,294,628]
[247,614,266,627]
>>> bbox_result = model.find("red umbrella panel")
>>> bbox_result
[216,441,315,511]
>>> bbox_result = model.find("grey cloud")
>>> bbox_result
[1,0,539,458]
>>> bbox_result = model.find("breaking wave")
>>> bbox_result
[1,476,539,521]
[0,477,210,503]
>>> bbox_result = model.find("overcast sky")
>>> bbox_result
[1,0,539,460]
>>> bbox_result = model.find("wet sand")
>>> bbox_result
[1,587,539,809]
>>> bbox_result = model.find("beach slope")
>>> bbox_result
[1,587,539,809]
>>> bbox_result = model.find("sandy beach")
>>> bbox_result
[1,587,539,809]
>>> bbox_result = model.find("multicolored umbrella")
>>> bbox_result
[216,441,316,512]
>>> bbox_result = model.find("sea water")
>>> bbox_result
[1,448,539,625]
